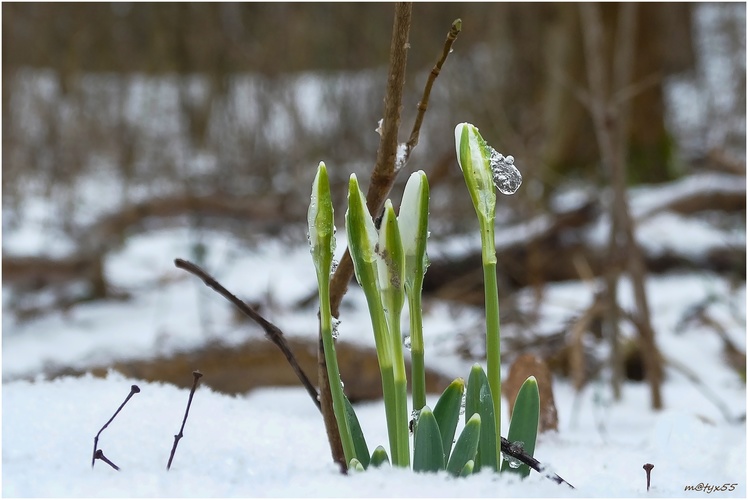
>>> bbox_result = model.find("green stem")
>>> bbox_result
[480,223,502,466]
[407,290,426,411]
[387,302,410,467]
[360,284,402,466]
[318,277,357,465]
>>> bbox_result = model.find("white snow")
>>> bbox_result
[3,204,746,496]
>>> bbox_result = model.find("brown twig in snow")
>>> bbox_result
[94,449,120,471]
[91,384,140,470]
[501,437,574,488]
[579,3,663,408]
[173,258,320,410]
[167,370,203,470]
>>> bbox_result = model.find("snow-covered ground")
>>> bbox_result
[3,172,746,495]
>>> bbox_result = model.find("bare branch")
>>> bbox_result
[173,258,320,411]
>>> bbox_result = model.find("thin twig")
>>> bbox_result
[92,384,140,469]
[173,258,320,410]
[167,370,203,470]
[405,18,462,153]
[94,449,120,471]
[501,437,574,488]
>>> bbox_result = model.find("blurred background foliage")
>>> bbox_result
[2,2,745,273]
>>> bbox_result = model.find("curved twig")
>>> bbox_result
[173,258,320,411]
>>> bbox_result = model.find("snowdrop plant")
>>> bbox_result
[399,171,430,411]
[346,174,409,467]
[308,162,357,465]
[455,122,508,465]
[308,123,542,480]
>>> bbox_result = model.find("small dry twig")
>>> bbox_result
[167,370,203,470]
[91,384,140,470]
[643,463,654,491]
[501,437,574,488]
[173,258,320,410]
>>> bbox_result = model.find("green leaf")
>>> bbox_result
[459,460,475,477]
[349,458,365,472]
[465,364,498,472]
[447,413,481,477]
[370,445,390,468]
[344,395,370,469]
[501,376,539,478]
[432,378,465,463]
[412,406,445,472]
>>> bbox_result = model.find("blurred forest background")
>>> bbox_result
[2,3,745,398]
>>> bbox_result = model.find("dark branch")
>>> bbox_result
[501,437,574,488]
[167,370,203,470]
[173,258,320,411]
[94,449,120,471]
[92,384,140,469]
[406,18,461,153]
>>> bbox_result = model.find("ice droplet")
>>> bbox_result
[332,318,341,339]
[330,259,339,276]
[459,392,466,415]
[403,335,412,350]
[503,440,525,469]
[409,408,421,434]
[488,146,522,195]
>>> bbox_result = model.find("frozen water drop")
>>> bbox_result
[409,408,421,434]
[330,259,339,276]
[503,440,525,469]
[459,392,466,415]
[332,318,341,339]
[403,335,412,350]
[488,146,522,195]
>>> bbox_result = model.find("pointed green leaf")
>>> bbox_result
[447,413,481,477]
[459,459,475,477]
[349,457,365,472]
[344,395,370,469]
[370,445,390,468]
[432,378,465,463]
[501,376,539,478]
[465,364,498,472]
[412,406,445,472]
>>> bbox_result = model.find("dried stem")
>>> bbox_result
[501,437,574,488]
[94,449,120,471]
[579,3,663,409]
[91,384,140,469]
[167,370,203,470]
[643,463,654,491]
[406,18,462,153]
[173,258,320,410]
